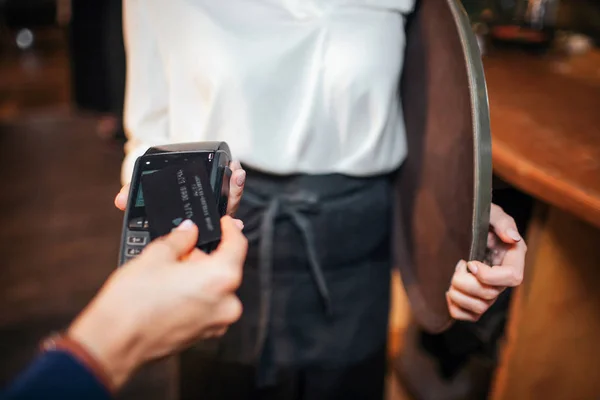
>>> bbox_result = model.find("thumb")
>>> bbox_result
[490,204,521,244]
[146,219,199,261]
[213,216,248,267]
[226,161,245,216]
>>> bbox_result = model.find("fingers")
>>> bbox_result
[168,217,246,267]
[181,217,246,290]
[446,293,480,322]
[476,236,527,287]
[200,326,229,340]
[487,231,509,266]
[199,296,242,338]
[447,287,495,316]
[447,260,500,321]
[196,216,246,291]
[182,218,244,262]
[451,260,504,300]
[196,297,242,340]
[214,295,243,326]
[227,161,246,216]
[500,237,527,271]
[467,259,524,288]
[145,220,199,261]
[184,248,209,263]
[114,184,130,211]
[200,296,242,339]
[449,223,527,323]
[233,218,244,230]
[490,203,522,244]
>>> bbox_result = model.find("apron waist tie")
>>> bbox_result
[243,190,331,385]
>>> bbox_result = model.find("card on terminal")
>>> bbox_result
[141,161,221,247]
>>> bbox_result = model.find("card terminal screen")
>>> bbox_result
[134,170,158,208]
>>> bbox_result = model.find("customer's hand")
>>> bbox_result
[115,160,246,216]
[67,216,247,390]
[447,204,527,322]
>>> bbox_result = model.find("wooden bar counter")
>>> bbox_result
[484,49,600,400]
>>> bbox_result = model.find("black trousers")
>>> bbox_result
[179,168,394,399]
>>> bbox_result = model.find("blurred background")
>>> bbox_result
[0,0,598,399]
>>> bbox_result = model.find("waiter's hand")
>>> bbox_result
[446,203,527,322]
[114,160,246,217]
[68,217,247,390]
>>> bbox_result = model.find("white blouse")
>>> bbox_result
[121,0,416,184]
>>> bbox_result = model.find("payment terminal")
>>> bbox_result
[118,142,232,266]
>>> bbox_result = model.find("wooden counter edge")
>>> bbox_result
[492,141,600,230]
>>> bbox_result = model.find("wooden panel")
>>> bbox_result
[490,205,600,400]
[388,269,412,360]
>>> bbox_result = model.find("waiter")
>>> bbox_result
[117,1,527,398]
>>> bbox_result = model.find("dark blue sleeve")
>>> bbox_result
[1,350,111,400]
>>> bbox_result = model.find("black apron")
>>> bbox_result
[180,167,394,399]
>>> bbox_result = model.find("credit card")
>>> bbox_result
[141,161,221,248]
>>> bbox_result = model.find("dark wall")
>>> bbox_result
[556,0,600,44]
[1,0,56,28]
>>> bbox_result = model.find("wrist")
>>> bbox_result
[40,332,117,394]
[67,297,144,391]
